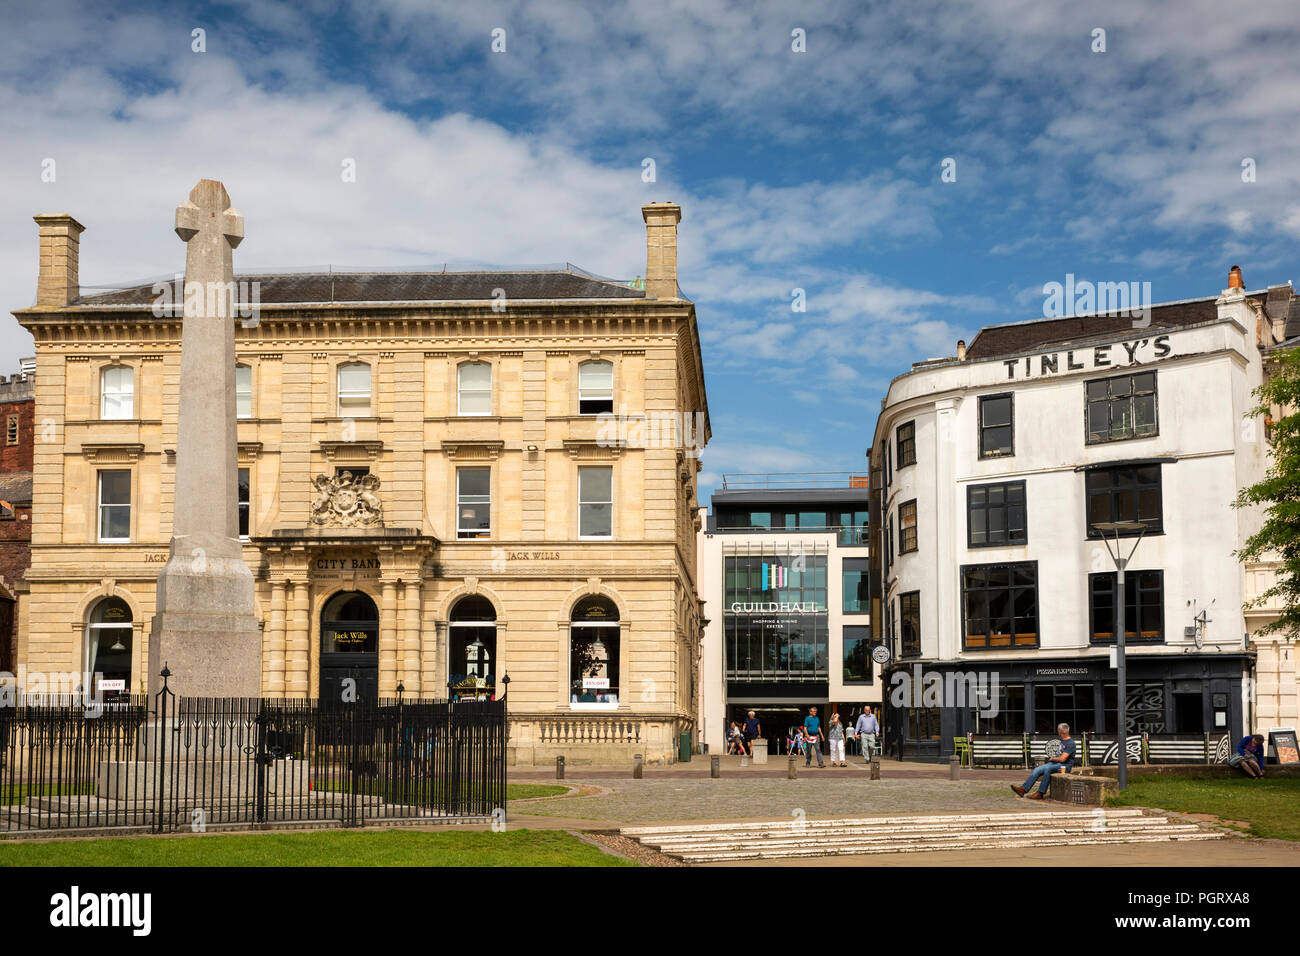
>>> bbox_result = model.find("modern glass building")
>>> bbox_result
[696,474,879,754]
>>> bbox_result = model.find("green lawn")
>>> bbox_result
[0,828,635,867]
[1108,776,1300,841]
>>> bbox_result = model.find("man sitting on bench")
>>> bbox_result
[1012,723,1076,800]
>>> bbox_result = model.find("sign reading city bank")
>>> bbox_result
[1000,334,1171,380]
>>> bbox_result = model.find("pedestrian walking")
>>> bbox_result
[743,710,761,756]
[803,706,825,768]
[855,707,880,763]
[828,712,846,766]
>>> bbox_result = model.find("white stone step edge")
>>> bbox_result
[622,808,1147,836]
[635,818,1186,845]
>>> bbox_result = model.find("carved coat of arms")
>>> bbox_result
[311,471,383,527]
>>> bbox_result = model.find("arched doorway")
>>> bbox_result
[448,595,496,701]
[320,591,379,702]
[86,597,132,698]
[569,595,620,707]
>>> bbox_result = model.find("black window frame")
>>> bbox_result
[1085,370,1158,445]
[960,561,1040,651]
[966,480,1027,548]
[896,421,916,468]
[842,624,874,684]
[1085,463,1163,537]
[900,590,920,658]
[899,499,918,553]
[1088,569,1165,644]
[842,557,870,614]
[978,392,1014,459]
[238,467,250,539]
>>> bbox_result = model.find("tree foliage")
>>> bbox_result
[1235,348,1300,637]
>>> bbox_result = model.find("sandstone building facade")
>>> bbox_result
[13,202,710,766]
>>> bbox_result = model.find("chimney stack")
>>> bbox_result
[641,202,682,299]
[956,339,967,361]
[1228,264,1244,290]
[34,214,86,307]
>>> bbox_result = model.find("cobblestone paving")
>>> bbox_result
[517,776,1040,823]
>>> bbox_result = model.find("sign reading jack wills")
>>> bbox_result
[1000,334,1171,380]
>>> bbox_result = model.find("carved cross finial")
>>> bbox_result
[175,179,244,249]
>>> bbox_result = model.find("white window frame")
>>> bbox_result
[456,466,492,539]
[97,469,131,543]
[578,466,614,540]
[100,366,134,420]
[457,362,492,417]
[568,617,620,711]
[235,364,253,419]
[578,361,614,415]
[337,362,372,417]
[238,466,251,540]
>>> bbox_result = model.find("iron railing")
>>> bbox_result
[0,677,507,835]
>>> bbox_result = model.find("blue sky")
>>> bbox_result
[3,0,1299,501]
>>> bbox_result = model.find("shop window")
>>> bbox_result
[570,596,620,706]
[978,393,1013,458]
[337,362,371,416]
[967,480,1027,547]
[457,362,492,416]
[457,467,491,538]
[100,365,133,420]
[962,562,1038,649]
[1089,570,1164,643]
[97,470,131,542]
[1086,371,1156,444]
[85,597,132,697]
[449,595,497,700]
[1033,683,1097,734]
[578,361,614,415]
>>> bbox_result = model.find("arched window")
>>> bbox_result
[449,596,497,700]
[457,362,492,416]
[235,363,252,418]
[100,366,133,420]
[337,362,371,416]
[86,597,132,696]
[578,360,613,415]
[569,595,619,706]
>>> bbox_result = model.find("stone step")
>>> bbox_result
[621,810,1223,861]
[638,822,1208,852]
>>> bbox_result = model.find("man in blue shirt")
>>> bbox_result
[855,708,880,762]
[1012,723,1076,799]
[743,711,761,756]
[803,707,825,768]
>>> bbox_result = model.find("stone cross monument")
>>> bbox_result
[148,179,261,697]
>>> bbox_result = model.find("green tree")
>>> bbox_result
[1236,348,1300,637]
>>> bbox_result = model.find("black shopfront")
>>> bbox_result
[883,653,1251,762]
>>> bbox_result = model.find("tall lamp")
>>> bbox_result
[1091,519,1149,791]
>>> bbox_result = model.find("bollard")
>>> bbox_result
[870,755,881,780]
[710,755,720,778]
[556,755,565,780]
[788,754,798,779]
[949,754,960,781]
[633,753,643,779]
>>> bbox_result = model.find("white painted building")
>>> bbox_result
[869,271,1286,761]
[695,475,879,754]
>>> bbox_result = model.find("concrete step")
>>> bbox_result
[621,810,1224,862]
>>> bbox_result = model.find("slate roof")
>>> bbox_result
[0,474,32,506]
[73,269,648,308]
[964,294,1266,362]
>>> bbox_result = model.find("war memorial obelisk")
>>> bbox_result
[147,180,261,697]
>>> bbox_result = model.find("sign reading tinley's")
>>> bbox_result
[1000,334,1171,380]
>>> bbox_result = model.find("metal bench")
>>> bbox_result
[969,735,1028,768]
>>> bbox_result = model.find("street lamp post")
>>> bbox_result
[1092,520,1148,791]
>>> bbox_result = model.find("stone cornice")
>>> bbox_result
[319,440,385,460]
[562,438,624,460]
[440,439,505,460]
[80,442,145,463]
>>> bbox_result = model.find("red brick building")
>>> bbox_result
[0,357,34,674]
